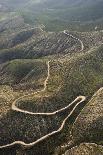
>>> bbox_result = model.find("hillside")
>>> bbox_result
[0,59,47,89]
[1,3,103,154]
[54,87,103,155]
[0,22,83,63]
[1,39,103,155]
[15,45,103,114]
[61,143,103,155]
[71,87,103,145]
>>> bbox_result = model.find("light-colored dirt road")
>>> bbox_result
[0,95,86,149]
[12,61,50,115]
[0,32,86,149]
[63,30,84,51]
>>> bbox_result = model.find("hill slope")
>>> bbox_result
[1,14,103,155]
[71,87,103,145]
[61,143,103,155]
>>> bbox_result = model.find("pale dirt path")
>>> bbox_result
[63,30,84,51]
[0,32,86,149]
[0,96,86,149]
[12,61,50,115]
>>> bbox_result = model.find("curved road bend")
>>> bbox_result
[63,30,84,51]
[0,31,86,149]
[12,61,50,114]
[0,96,86,149]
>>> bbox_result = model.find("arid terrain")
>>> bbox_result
[1,1,103,155]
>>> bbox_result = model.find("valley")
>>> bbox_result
[0,1,103,155]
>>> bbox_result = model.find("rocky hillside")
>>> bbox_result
[1,14,103,155]
[71,87,103,145]
[62,143,103,155]
[54,88,103,155]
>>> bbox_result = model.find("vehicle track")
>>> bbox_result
[0,31,86,149]
[0,96,86,149]
[63,30,84,51]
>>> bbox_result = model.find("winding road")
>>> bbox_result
[63,30,84,51]
[0,31,86,149]
[12,61,50,115]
